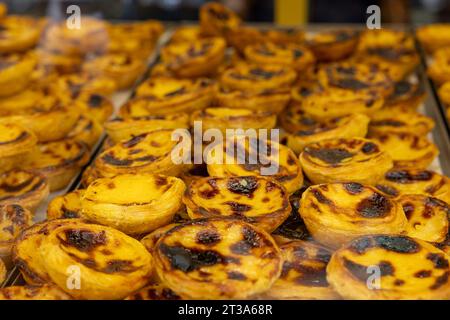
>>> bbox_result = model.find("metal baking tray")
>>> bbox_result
[4,23,450,288]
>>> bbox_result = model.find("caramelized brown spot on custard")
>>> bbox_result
[306,147,354,164]
[356,193,391,218]
[62,229,107,252]
[196,230,221,246]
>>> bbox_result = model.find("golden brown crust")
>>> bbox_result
[300,183,407,249]
[327,235,450,299]
[384,80,425,111]
[153,218,282,299]
[0,170,49,211]
[0,123,37,173]
[299,138,393,185]
[199,2,241,37]
[47,190,85,220]
[0,52,36,97]
[0,284,72,300]
[81,174,186,235]
[262,240,340,299]
[183,176,291,232]
[0,16,41,53]
[0,204,32,257]
[306,30,359,62]
[67,115,103,149]
[369,108,434,135]
[369,132,439,170]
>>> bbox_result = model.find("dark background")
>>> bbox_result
[2,0,450,23]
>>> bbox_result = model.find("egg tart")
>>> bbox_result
[438,81,450,106]
[81,174,185,235]
[183,176,290,232]
[0,16,41,53]
[12,219,83,284]
[369,109,434,135]
[34,48,82,75]
[265,28,305,45]
[327,235,450,299]
[24,139,89,191]
[214,85,291,114]
[0,258,4,285]
[300,183,407,249]
[44,17,108,55]
[67,115,103,149]
[300,138,393,185]
[224,26,265,54]
[369,132,439,169]
[191,107,276,133]
[72,93,114,124]
[0,170,49,211]
[207,135,303,194]
[153,218,282,299]
[262,240,339,300]
[375,169,450,203]
[80,165,102,189]
[384,80,425,111]
[244,42,315,72]
[1,103,80,143]
[0,284,72,300]
[161,37,226,78]
[0,52,36,96]
[47,190,85,220]
[199,2,241,37]
[107,20,163,42]
[106,113,189,144]
[171,25,202,43]
[179,164,209,187]
[398,194,449,243]
[306,30,359,62]
[0,123,37,174]
[83,53,146,90]
[0,204,32,262]
[417,23,450,53]
[428,48,450,85]
[39,221,153,299]
[141,223,180,254]
[125,283,183,300]
[220,64,297,92]
[134,77,215,114]
[95,130,187,178]
[283,111,369,154]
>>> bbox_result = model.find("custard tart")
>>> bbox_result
[0,204,32,261]
[244,42,315,72]
[369,109,434,135]
[207,135,303,194]
[299,138,393,185]
[306,30,359,62]
[327,235,450,299]
[214,85,291,114]
[417,23,450,53]
[265,28,305,45]
[220,64,297,93]
[171,25,202,44]
[24,139,89,191]
[153,218,282,299]
[428,47,450,85]
[183,176,291,232]
[95,130,187,178]
[34,48,82,75]
[375,169,450,203]
[105,113,189,144]
[263,240,339,300]
[81,174,185,235]
[134,77,215,114]
[0,170,49,211]
[1,103,80,143]
[12,218,83,284]
[0,52,36,96]
[47,190,85,220]
[224,26,265,54]
[141,223,180,254]
[161,37,226,78]
[191,107,276,133]
[398,194,449,243]
[83,53,146,90]
[125,283,183,300]
[384,80,425,111]
[73,93,114,124]
[199,2,241,37]
[0,284,72,300]
[283,111,369,154]
[52,73,117,102]
[358,29,415,52]
[39,221,153,299]
[44,17,108,55]
[0,16,41,53]
[369,132,439,169]
[0,123,37,173]
[300,183,407,249]
[67,115,103,149]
